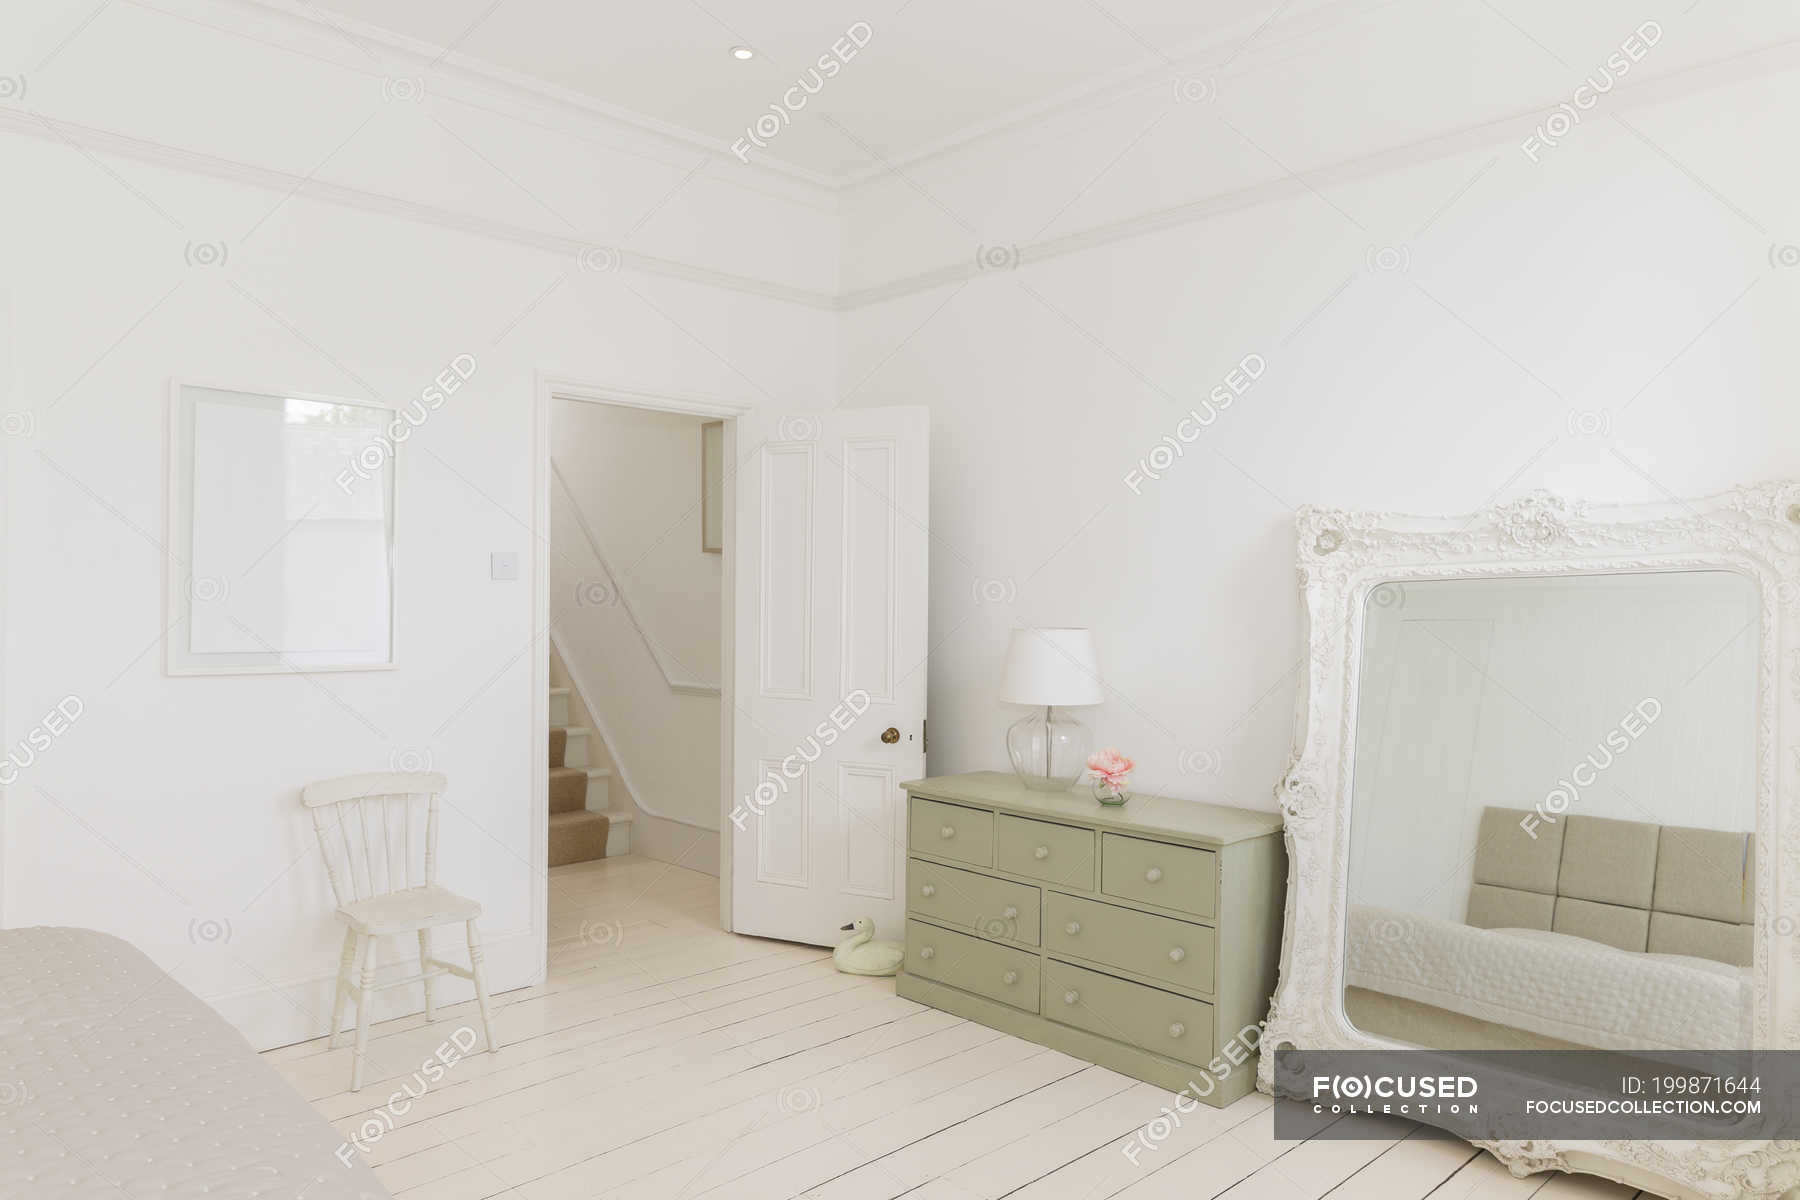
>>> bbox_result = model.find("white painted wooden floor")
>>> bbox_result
[269,855,1663,1200]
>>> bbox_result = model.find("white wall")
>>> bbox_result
[0,0,833,1049]
[554,401,721,685]
[837,2,1800,813]
[549,399,724,838]
[8,0,1800,1051]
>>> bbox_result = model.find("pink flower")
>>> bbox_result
[1086,747,1134,788]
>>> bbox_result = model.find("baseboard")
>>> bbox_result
[207,926,539,1052]
[605,816,632,857]
[632,813,719,876]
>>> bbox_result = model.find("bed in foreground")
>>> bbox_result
[0,926,389,1199]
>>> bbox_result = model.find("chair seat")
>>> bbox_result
[336,885,483,935]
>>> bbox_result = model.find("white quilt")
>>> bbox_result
[1346,904,1751,1051]
[0,926,389,1199]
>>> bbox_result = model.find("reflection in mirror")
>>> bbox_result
[1343,571,1758,1052]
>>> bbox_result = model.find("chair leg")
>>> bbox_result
[466,919,497,1055]
[329,928,356,1049]
[350,933,376,1092]
[417,929,435,1023]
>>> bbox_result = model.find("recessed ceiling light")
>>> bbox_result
[730,45,755,60]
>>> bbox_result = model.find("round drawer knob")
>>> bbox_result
[939,825,956,839]
[920,883,936,898]
[1168,1022,1186,1039]
[1145,867,1163,883]
[1065,921,1081,936]
[1003,905,1019,920]
[1002,970,1019,985]
[1168,947,1186,963]
[1063,990,1080,1006]
[919,946,935,960]
[1034,846,1050,860]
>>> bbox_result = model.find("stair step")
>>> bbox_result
[555,725,591,768]
[549,687,570,697]
[548,724,591,769]
[549,810,612,867]
[549,766,587,814]
[548,687,571,726]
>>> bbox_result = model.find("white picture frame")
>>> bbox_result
[1258,483,1800,1199]
[166,380,398,675]
[701,418,724,554]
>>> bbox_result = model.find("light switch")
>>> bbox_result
[490,552,519,581]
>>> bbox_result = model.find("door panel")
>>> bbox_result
[730,407,929,946]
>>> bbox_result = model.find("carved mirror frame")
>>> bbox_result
[1256,483,1800,1199]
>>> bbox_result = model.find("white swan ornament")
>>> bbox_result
[833,918,904,977]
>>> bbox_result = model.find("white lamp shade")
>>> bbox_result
[998,628,1103,707]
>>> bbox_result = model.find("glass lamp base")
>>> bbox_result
[1006,707,1090,791]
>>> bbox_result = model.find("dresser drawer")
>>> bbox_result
[1043,892,1215,994]
[995,814,1095,890]
[908,858,1041,945]
[910,798,994,867]
[1044,959,1215,1069]
[1101,833,1216,919]
[905,919,1040,1012]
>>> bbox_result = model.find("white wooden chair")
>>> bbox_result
[302,771,496,1091]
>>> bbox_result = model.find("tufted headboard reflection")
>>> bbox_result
[1466,807,1754,966]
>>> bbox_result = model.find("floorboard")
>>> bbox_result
[272,856,1657,1200]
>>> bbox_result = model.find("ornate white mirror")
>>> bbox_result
[1258,485,1800,1197]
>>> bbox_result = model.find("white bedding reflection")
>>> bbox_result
[1346,903,1751,1051]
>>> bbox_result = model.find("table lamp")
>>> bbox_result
[998,628,1103,791]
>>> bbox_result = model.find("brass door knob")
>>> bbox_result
[881,727,901,744]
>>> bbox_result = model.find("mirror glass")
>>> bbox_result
[1343,570,1758,1050]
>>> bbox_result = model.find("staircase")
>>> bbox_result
[548,685,631,866]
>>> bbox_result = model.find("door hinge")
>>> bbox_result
[922,720,928,755]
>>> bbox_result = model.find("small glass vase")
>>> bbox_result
[1091,778,1130,807]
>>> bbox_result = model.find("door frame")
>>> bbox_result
[532,373,752,979]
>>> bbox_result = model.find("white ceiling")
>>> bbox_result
[305,0,1311,179]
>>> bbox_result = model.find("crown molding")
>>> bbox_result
[837,35,1800,310]
[0,106,838,310]
[226,0,1393,195]
[214,0,841,204]
[833,0,1403,189]
[7,2,1795,316]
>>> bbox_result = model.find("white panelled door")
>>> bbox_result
[731,407,929,947]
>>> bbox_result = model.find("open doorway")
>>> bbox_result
[536,381,741,969]
[530,381,930,973]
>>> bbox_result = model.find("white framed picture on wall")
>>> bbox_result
[165,381,398,674]
[701,418,724,554]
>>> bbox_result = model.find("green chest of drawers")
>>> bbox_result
[896,771,1286,1106]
